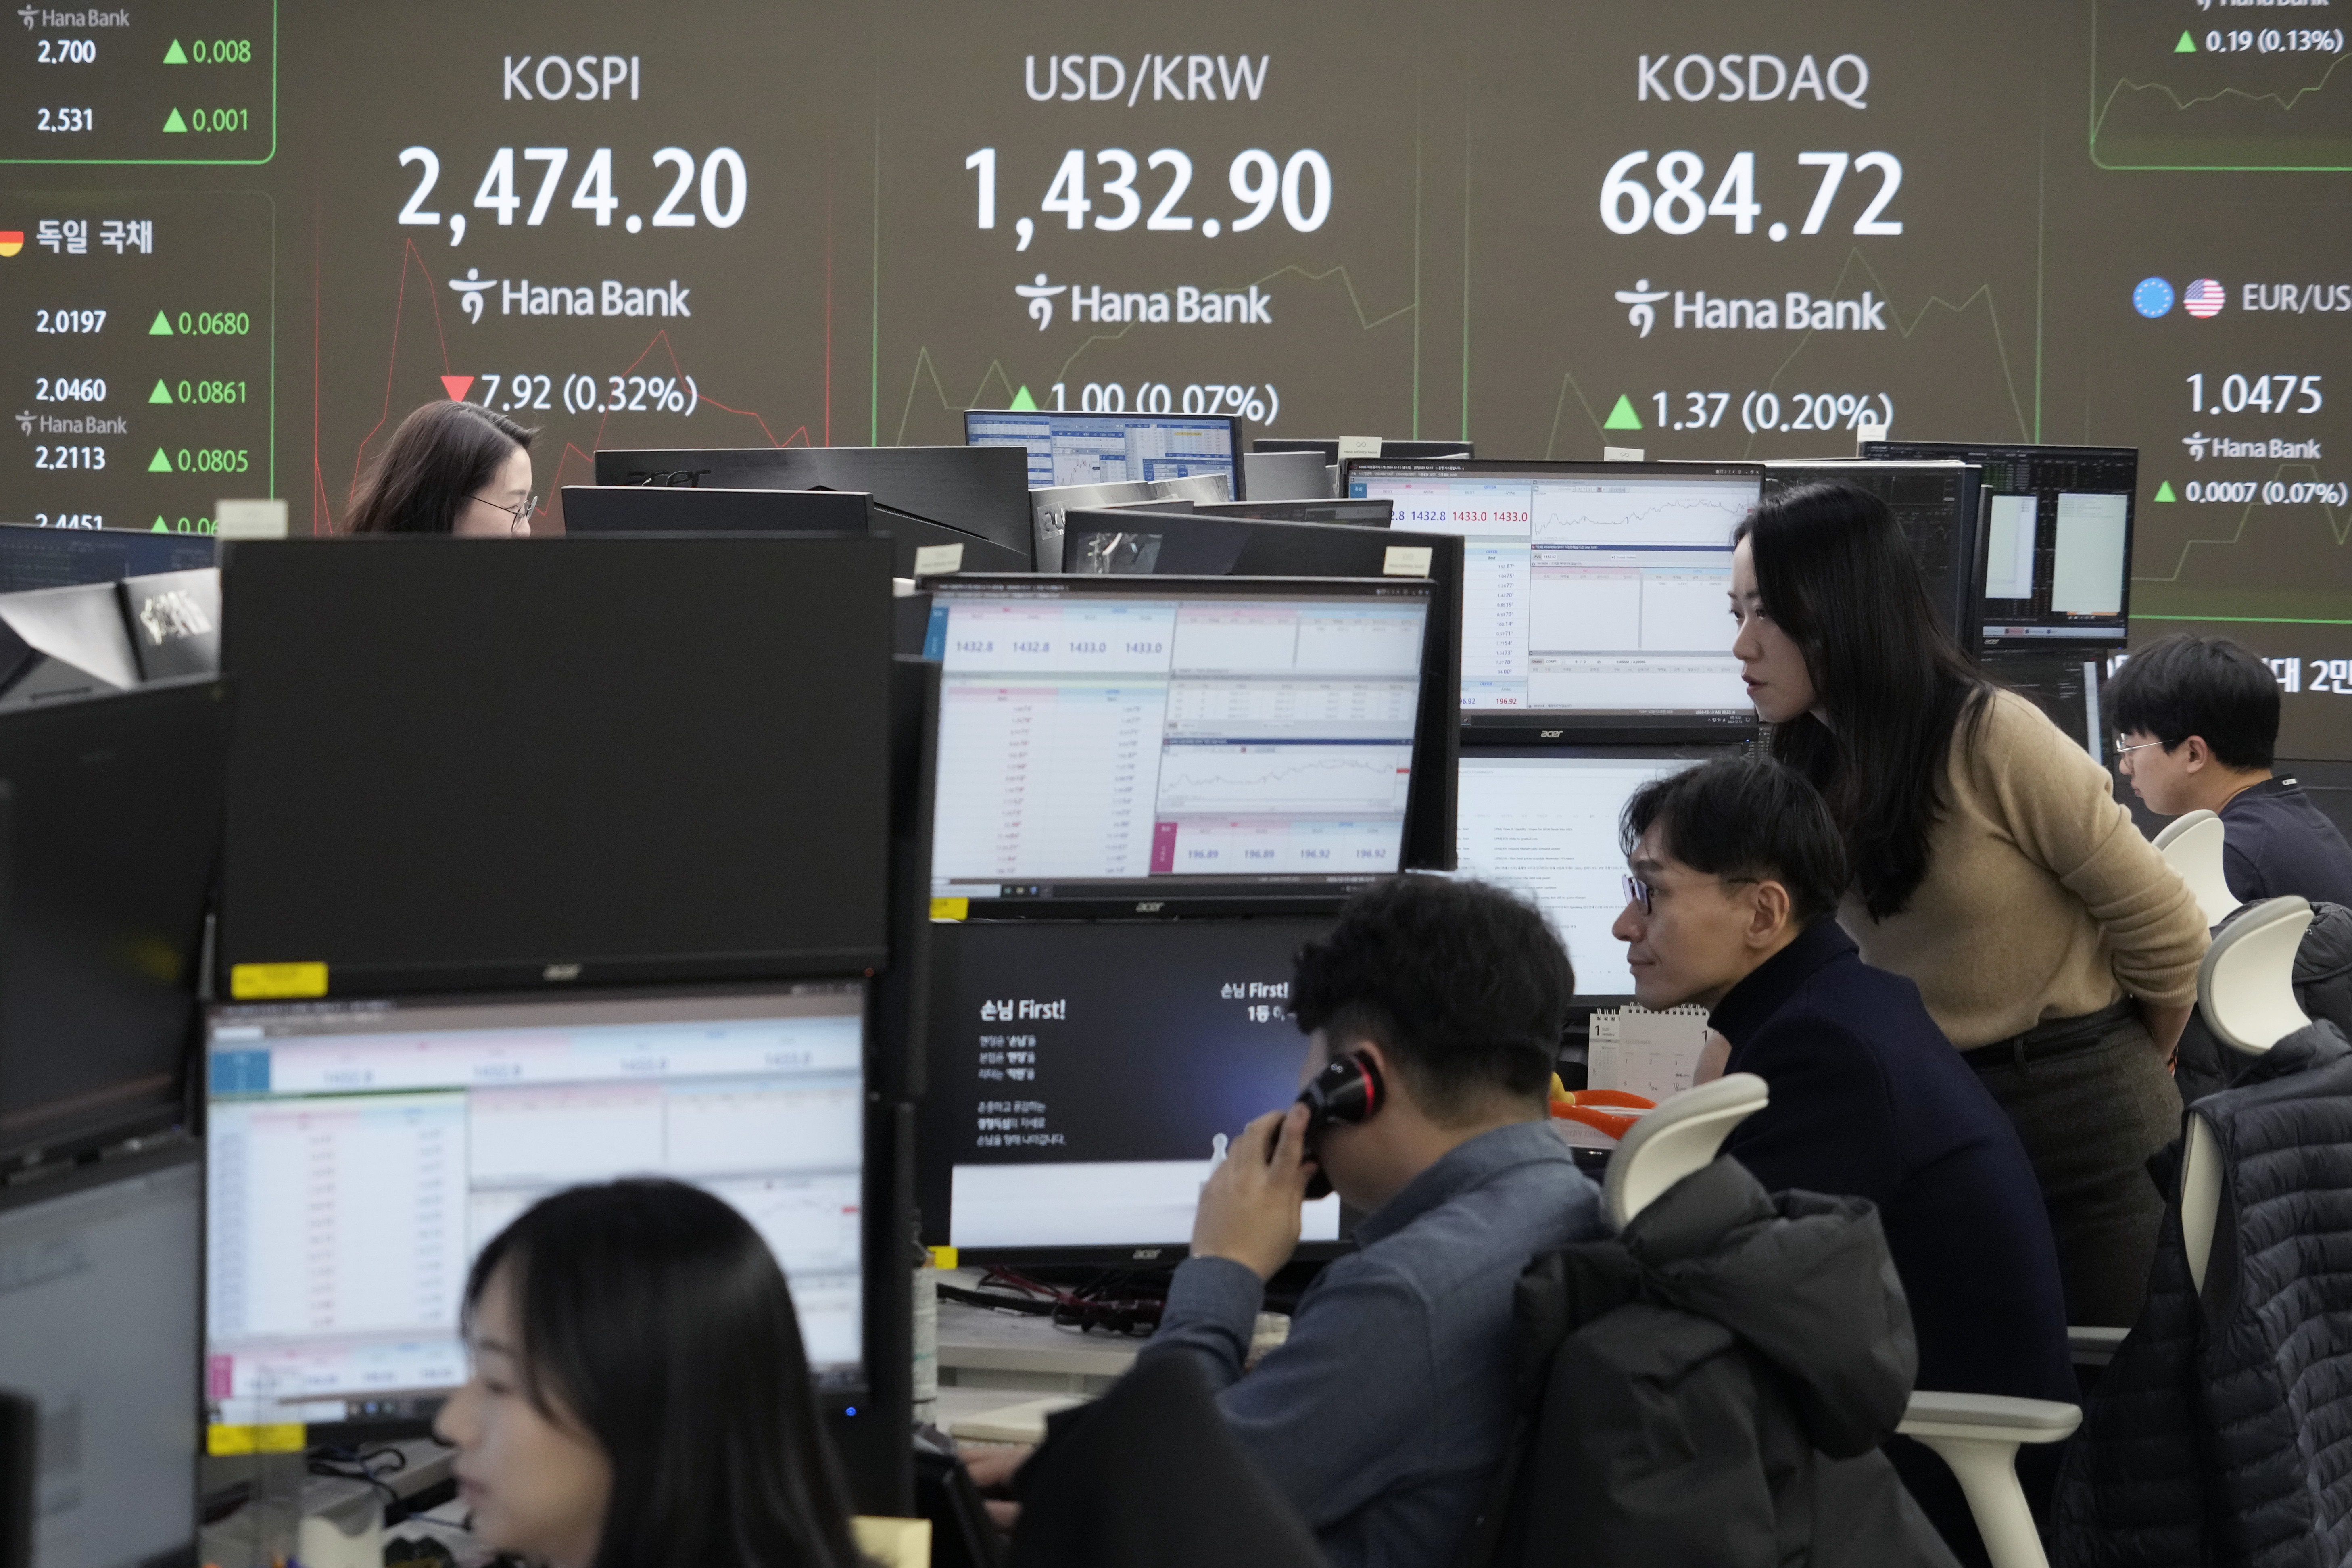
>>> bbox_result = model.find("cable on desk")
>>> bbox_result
[939,1266,1165,1336]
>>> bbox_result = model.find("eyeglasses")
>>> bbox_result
[469,493,538,534]
[2112,737,2168,760]
[1620,871,1758,916]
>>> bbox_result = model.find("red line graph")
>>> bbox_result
[312,239,811,534]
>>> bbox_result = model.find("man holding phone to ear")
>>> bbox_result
[1139,876,1603,1568]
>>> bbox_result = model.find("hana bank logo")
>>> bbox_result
[1616,278,1670,338]
[1015,273,1067,330]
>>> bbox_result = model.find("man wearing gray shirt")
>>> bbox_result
[1140,877,1605,1568]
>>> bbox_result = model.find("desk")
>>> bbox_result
[935,1292,1143,1397]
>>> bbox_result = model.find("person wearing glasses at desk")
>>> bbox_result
[1612,755,2072,1564]
[1729,483,2208,1331]
[345,400,538,535]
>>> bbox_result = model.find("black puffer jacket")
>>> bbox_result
[1459,1157,1958,1568]
[2175,899,2352,1104]
[2053,1018,2352,1568]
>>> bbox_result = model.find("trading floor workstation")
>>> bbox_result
[0,398,2199,1568]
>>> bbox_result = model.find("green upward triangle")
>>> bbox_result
[151,517,171,532]
[148,380,173,404]
[161,107,187,133]
[1603,393,1644,431]
[147,448,174,473]
[2176,31,2197,52]
[148,311,173,335]
[162,39,187,63]
[1008,385,1039,411]
[2153,480,2177,502]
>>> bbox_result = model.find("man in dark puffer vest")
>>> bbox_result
[2053,1017,2352,1567]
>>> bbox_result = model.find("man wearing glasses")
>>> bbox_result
[1610,754,2072,1560]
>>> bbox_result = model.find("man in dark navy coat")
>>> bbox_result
[1611,755,2074,1561]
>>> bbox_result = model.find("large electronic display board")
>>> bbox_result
[2,1,2348,753]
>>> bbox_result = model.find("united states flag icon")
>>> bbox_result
[2184,279,2225,318]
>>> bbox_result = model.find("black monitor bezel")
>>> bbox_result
[917,572,1439,917]
[964,408,1246,499]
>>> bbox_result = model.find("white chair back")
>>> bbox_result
[2181,895,2314,1293]
[2154,809,2241,927]
[1601,1073,1768,1232]
[2198,895,2313,1055]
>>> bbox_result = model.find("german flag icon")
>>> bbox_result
[0,232,23,258]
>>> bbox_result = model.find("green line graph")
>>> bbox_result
[2091,1,2352,169]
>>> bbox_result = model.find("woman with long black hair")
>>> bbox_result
[346,400,538,535]
[433,1179,864,1568]
[1728,484,2207,1327]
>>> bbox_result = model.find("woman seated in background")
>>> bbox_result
[434,1179,863,1568]
[345,399,538,535]
[1729,483,2208,1329]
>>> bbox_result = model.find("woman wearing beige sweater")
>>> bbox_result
[1729,484,2207,1328]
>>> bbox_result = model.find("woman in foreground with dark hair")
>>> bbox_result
[1728,483,2207,1328]
[433,1179,864,1568]
[346,399,538,534]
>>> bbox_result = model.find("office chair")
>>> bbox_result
[1611,1078,2081,1568]
[2181,896,2314,1294]
[1599,1073,1767,1231]
[2153,808,2242,928]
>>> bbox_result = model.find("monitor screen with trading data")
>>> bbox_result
[203,985,867,1423]
[1345,460,1762,732]
[918,918,1343,1263]
[1454,747,1744,999]
[1761,462,1985,651]
[1862,442,2137,645]
[0,1146,199,1568]
[967,409,1243,495]
[921,575,1432,909]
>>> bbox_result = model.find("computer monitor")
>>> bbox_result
[219,536,893,995]
[0,1144,200,1568]
[1256,438,1476,462]
[0,583,141,710]
[964,409,1244,497]
[1761,462,1984,652]
[1198,499,1394,527]
[0,524,214,597]
[1861,441,2137,646]
[0,680,227,1166]
[1454,743,1747,1000]
[1343,458,1765,739]
[917,918,1342,1264]
[203,985,868,1424]
[570,476,1025,574]
[560,485,872,538]
[1058,510,1462,874]
[920,574,1434,915]
[591,447,1033,560]
[1980,645,2110,762]
[1239,450,1336,502]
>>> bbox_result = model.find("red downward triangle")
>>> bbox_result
[440,375,475,401]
